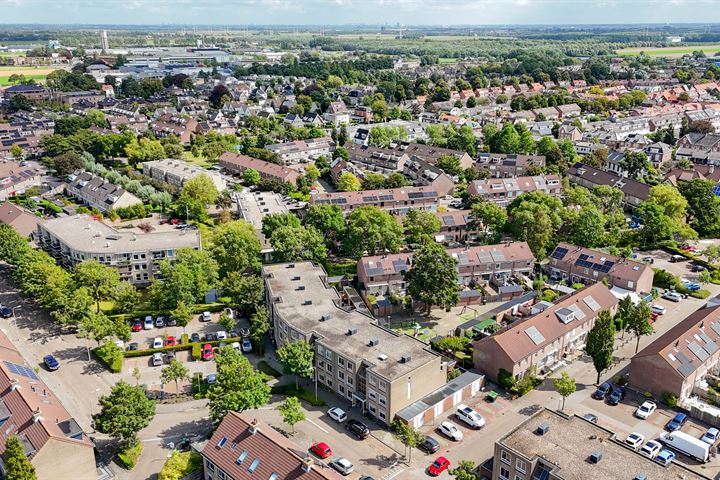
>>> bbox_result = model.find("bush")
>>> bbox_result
[512,374,541,397]
[124,338,241,358]
[93,342,124,373]
[497,368,515,390]
[447,368,461,381]
[662,392,678,408]
[613,317,624,332]
[191,343,202,361]
[571,283,585,289]
[159,451,203,480]
[541,289,558,302]
[192,372,209,398]
[116,443,142,470]
[271,384,326,407]
[615,376,628,386]
[691,289,711,299]
[180,333,189,344]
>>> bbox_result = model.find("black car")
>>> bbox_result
[606,386,626,405]
[190,333,201,343]
[691,264,705,272]
[0,306,12,318]
[592,382,613,400]
[205,333,216,342]
[419,436,440,454]
[345,419,370,439]
[582,413,598,424]
[126,342,139,351]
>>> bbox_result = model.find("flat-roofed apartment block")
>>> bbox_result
[263,262,447,425]
[346,143,409,173]
[236,190,290,260]
[310,186,440,216]
[66,171,142,213]
[467,175,562,207]
[473,283,618,382]
[544,242,654,295]
[218,152,301,184]
[476,153,546,178]
[265,137,335,164]
[142,158,226,192]
[37,214,201,285]
[630,304,720,401]
[488,409,710,480]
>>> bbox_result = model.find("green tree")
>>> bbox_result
[243,168,261,185]
[571,206,605,248]
[626,301,654,354]
[53,152,84,175]
[553,371,576,410]
[80,310,117,345]
[181,174,219,206]
[211,221,262,276]
[11,144,23,161]
[303,204,345,246]
[344,206,404,257]
[391,419,425,462]
[270,225,327,264]
[9,94,32,112]
[124,137,165,166]
[277,341,315,390]
[305,164,320,183]
[219,311,236,332]
[277,396,305,434]
[170,301,192,329]
[155,249,219,309]
[94,381,156,446]
[585,310,616,384]
[615,295,634,339]
[337,172,361,192]
[678,179,720,237]
[507,193,564,259]
[74,259,121,312]
[403,209,442,245]
[262,212,301,238]
[249,306,270,354]
[207,347,271,422]
[450,460,478,480]
[620,150,651,180]
[221,273,264,315]
[3,436,36,480]
[113,281,139,314]
[161,359,190,393]
[404,242,461,315]
[436,154,463,177]
[471,202,507,242]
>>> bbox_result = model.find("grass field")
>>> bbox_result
[439,57,460,64]
[0,66,61,86]
[0,73,48,86]
[618,44,720,57]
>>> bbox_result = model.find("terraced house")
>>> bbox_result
[467,175,562,207]
[309,186,439,216]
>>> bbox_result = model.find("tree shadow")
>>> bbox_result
[52,345,89,362]
[358,452,404,469]
[157,417,213,446]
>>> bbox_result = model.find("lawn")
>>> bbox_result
[618,44,720,57]
[438,57,460,64]
[0,73,49,86]
[181,151,212,168]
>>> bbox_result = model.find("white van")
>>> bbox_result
[659,431,710,463]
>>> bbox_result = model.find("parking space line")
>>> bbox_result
[307,419,329,434]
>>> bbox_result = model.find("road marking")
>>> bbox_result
[307,419,329,433]
[383,467,405,480]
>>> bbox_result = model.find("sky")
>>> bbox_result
[1,0,720,26]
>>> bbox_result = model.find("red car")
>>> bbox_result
[166,336,176,347]
[428,457,450,476]
[201,344,214,361]
[310,442,332,459]
[131,319,142,332]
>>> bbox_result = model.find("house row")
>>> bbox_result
[141,158,226,192]
[309,186,440,216]
[566,163,651,208]
[467,174,563,207]
[219,151,301,185]
[65,171,142,213]
[475,153,546,178]
[265,137,335,164]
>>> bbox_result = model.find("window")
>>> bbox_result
[248,459,260,473]
[339,385,345,394]
[318,374,325,382]
[369,390,377,401]
[338,371,345,381]
[499,467,510,480]
[500,450,511,465]
[368,375,376,385]
[379,380,387,392]
[325,350,332,360]
[218,471,226,480]
[379,395,386,406]
[516,459,526,474]
[346,362,354,371]
[317,345,325,356]
[379,411,386,420]
[327,379,333,387]
[347,377,353,386]
[318,360,325,369]
[515,476,524,480]
[338,357,345,367]
[326,364,333,373]
[206,460,215,472]
[236,451,248,464]
[368,405,376,414]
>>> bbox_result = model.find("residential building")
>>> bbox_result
[0,160,39,200]
[37,214,201,285]
[467,175,563,207]
[555,103,582,118]
[664,164,720,186]
[434,209,479,244]
[65,171,142,213]
[150,114,199,144]
[557,124,582,141]
[0,329,95,480]
[0,202,40,237]
[309,186,440,216]
[266,137,335,164]
[202,412,344,480]
[487,409,710,480]
[676,132,720,164]
[219,152,301,185]
[57,91,105,107]
[402,156,455,195]
[473,283,618,381]
[645,141,673,166]
[2,83,49,101]
[475,153,546,178]
[236,190,290,259]
[346,143,408,173]
[390,142,474,170]
[566,163,651,208]
[263,261,448,425]
[142,158,226,192]
[544,242,654,294]
[630,304,720,401]
[358,242,535,298]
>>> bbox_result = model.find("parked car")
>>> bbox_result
[155,316,166,328]
[43,355,59,371]
[666,412,688,431]
[152,337,163,349]
[592,382,613,400]
[0,306,12,318]
[606,386,626,405]
[437,421,463,441]
[701,427,720,445]
[144,316,154,330]
[166,317,177,327]
[345,419,369,439]
[582,413,598,424]
[456,404,485,429]
[131,319,143,332]
[642,256,654,264]
[201,344,214,361]
[691,264,705,272]
[126,342,138,351]
[242,338,252,353]
[635,401,657,419]
[650,304,666,315]
[165,336,177,347]
[427,457,450,476]
[190,333,201,343]
[223,307,234,319]
[310,442,332,459]
[420,436,440,454]
[232,341,241,351]
[205,333,216,342]
[327,407,348,423]
[240,327,250,337]
[201,311,211,322]
[165,350,175,363]
[151,353,163,366]
[670,255,687,263]
[662,291,683,302]
[330,457,354,476]
[640,440,662,459]
[683,281,701,292]
[216,331,228,341]
[625,432,645,450]
[655,449,676,466]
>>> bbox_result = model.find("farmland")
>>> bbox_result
[0,66,62,85]
[618,44,720,57]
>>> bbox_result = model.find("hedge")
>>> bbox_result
[109,302,230,323]
[116,443,142,470]
[92,345,123,373]
[159,451,202,480]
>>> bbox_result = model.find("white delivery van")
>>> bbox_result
[659,431,710,463]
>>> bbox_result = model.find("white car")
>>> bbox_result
[216,330,228,341]
[202,311,212,322]
[625,432,645,450]
[651,304,666,315]
[223,307,234,319]
[640,440,662,459]
[151,352,163,367]
[327,407,347,423]
[635,400,657,419]
[438,421,463,441]
[456,404,486,429]
[701,427,720,445]
[330,458,354,476]
[152,337,163,349]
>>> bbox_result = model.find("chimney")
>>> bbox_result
[249,418,260,435]
[9,379,19,391]
[301,457,313,473]
[32,408,43,423]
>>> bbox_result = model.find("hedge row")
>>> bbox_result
[124,337,243,358]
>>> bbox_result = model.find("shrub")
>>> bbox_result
[448,368,461,381]
[615,376,628,386]
[691,289,711,299]
[271,385,326,407]
[512,374,541,397]
[571,283,584,289]
[192,372,209,398]
[180,333,189,344]
[191,343,202,361]
[116,443,142,470]
[541,289,558,302]
[159,451,203,480]
[613,317,624,332]
[662,392,678,408]
[644,391,653,398]
[497,368,515,390]
[93,342,124,373]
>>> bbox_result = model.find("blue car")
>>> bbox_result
[43,355,59,371]
[592,382,613,400]
[666,412,687,431]
[656,449,675,466]
[0,306,12,318]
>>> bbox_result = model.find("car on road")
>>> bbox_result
[640,440,662,459]
[241,338,252,353]
[201,344,214,361]
[606,386,626,405]
[427,457,450,476]
[310,442,332,459]
[0,305,12,318]
[666,412,688,431]
[330,457,354,476]
[662,291,683,302]
[635,401,657,419]
[155,316,166,328]
[327,407,347,423]
[345,419,369,439]
[456,404,485,429]
[437,421,463,441]
[655,449,676,466]
[650,304,666,315]
[165,336,177,347]
[201,311,211,322]
[592,382,613,400]
[190,333,201,343]
[151,353,163,366]
[420,436,440,454]
[216,331,228,341]
[582,413,598,424]
[144,316,154,329]
[131,319,143,332]
[43,355,59,371]
[625,432,645,450]
[701,427,720,445]
[152,337,163,349]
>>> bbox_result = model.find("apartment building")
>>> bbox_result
[488,409,710,480]
[310,186,440,216]
[66,171,142,213]
[150,114,199,144]
[236,190,290,259]
[0,330,96,480]
[566,163,651,208]
[475,153,546,178]
[467,175,563,207]
[0,202,40,237]
[676,132,720,164]
[265,137,335,164]
[142,159,226,192]
[37,215,201,285]
[402,156,455,195]
[346,143,409,173]
[263,262,447,425]
[358,242,535,298]
[219,152,301,185]
[544,242,654,294]
[473,283,618,382]
[2,83,49,101]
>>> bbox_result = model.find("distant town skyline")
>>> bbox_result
[1,0,720,26]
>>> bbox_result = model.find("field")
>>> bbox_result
[0,66,62,86]
[618,44,720,57]
[438,57,460,64]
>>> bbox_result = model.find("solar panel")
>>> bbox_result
[578,254,589,261]
[688,342,710,361]
[379,194,394,201]
[550,247,568,260]
[567,304,586,321]
[525,326,545,345]
[392,260,409,273]
[442,216,455,226]
[3,361,38,380]
[407,192,424,199]
[491,250,506,262]
[704,340,719,355]
[583,295,601,312]
[711,322,720,337]
[713,185,720,197]
[362,196,378,202]
[675,351,692,365]
[678,363,696,377]
[366,267,384,276]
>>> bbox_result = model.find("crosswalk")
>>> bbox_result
[379,462,405,480]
